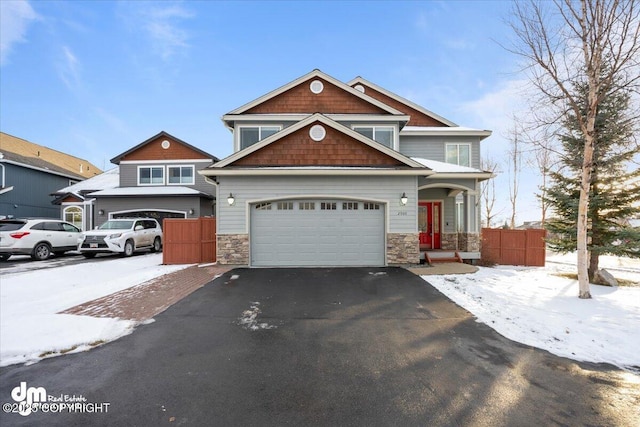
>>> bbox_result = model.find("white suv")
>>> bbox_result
[79,218,162,258]
[0,218,82,261]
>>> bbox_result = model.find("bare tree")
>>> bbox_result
[525,127,558,226]
[509,0,640,299]
[480,157,500,228]
[506,118,523,229]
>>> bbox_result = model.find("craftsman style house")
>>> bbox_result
[202,70,493,267]
[53,131,219,229]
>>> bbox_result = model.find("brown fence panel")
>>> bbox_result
[199,217,216,264]
[481,228,546,266]
[162,218,216,265]
[525,229,546,267]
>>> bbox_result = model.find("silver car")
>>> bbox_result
[0,218,82,261]
[78,218,162,258]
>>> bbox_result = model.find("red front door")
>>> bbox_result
[418,201,441,249]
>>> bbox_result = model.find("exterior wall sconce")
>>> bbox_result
[227,193,235,206]
[98,209,105,215]
[400,192,408,206]
[188,208,194,215]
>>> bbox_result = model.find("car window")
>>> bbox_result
[0,221,27,231]
[144,220,158,229]
[62,223,80,232]
[99,220,134,230]
[30,223,46,230]
[134,221,144,230]
[44,222,64,231]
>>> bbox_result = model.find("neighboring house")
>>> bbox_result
[201,69,493,267]
[0,132,100,218]
[54,131,219,228]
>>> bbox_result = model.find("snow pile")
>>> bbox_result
[422,264,640,371]
[0,254,189,367]
[238,302,277,331]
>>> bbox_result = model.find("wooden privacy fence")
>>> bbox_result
[481,228,546,266]
[162,218,216,265]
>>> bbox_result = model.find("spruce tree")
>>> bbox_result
[545,77,640,281]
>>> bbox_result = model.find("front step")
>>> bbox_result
[424,251,463,264]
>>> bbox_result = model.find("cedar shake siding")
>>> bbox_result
[231,124,407,167]
[245,78,390,115]
[119,135,212,162]
[354,84,449,127]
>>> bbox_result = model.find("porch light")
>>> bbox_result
[227,193,235,206]
[98,209,105,215]
[400,192,408,206]
[188,208,194,215]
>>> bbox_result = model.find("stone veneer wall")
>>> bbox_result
[441,233,459,250]
[458,233,480,252]
[217,234,249,265]
[387,233,420,265]
[440,232,481,251]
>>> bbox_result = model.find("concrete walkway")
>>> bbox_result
[407,262,479,276]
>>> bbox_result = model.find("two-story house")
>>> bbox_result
[53,131,219,229]
[201,69,493,267]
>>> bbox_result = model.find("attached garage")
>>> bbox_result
[250,199,385,267]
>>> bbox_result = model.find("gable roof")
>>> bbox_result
[224,69,406,119]
[204,114,431,176]
[0,150,86,180]
[0,132,101,178]
[110,131,219,164]
[347,77,458,127]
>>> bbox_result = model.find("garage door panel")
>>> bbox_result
[250,199,384,267]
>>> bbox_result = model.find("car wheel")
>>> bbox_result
[32,243,51,261]
[0,254,10,261]
[151,237,162,253]
[123,240,134,257]
[82,253,96,259]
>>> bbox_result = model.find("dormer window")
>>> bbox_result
[239,125,281,150]
[353,126,395,148]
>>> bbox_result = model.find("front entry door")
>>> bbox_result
[418,201,441,249]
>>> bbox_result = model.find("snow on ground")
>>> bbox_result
[0,254,189,367]
[422,256,640,372]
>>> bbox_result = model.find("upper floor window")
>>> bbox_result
[353,126,394,148]
[239,126,281,150]
[445,143,471,167]
[168,166,194,185]
[139,166,164,185]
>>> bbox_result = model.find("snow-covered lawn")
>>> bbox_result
[0,254,189,367]
[423,256,640,372]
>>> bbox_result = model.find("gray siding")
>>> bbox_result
[0,163,72,218]
[119,161,215,195]
[217,175,417,234]
[399,135,482,169]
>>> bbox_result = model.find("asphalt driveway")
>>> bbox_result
[1,267,637,426]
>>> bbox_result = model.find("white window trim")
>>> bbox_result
[445,143,472,167]
[236,125,282,152]
[63,205,84,230]
[351,124,398,150]
[166,165,195,186]
[137,165,165,186]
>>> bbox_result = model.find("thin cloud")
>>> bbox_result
[0,0,39,66]
[143,3,194,61]
[57,45,81,90]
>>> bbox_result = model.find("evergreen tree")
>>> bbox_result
[545,77,640,280]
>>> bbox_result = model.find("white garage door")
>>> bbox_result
[250,200,385,267]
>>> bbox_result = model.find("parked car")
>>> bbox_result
[79,218,162,258]
[0,218,82,261]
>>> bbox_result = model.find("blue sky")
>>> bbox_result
[1,0,540,224]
